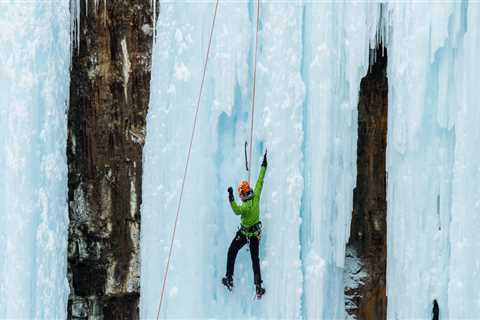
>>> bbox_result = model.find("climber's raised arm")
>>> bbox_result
[254,150,267,197]
[228,187,242,215]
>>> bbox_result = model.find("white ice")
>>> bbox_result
[0,1,71,318]
[386,1,480,319]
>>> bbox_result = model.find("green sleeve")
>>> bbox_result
[254,165,267,197]
[230,200,242,215]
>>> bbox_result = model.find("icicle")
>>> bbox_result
[152,0,157,43]
[77,0,80,51]
[70,0,81,51]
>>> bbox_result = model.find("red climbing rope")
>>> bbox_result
[248,0,260,184]
[156,1,219,319]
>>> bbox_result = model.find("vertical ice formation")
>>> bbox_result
[384,1,480,318]
[302,3,381,319]
[141,3,253,318]
[448,3,480,318]
[0,1,70,318]
[141,2,381,318]
[385,3,456,318]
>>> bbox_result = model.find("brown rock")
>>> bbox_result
[345,46,388,320]
[67,1,156,318]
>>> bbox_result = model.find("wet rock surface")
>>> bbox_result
[345,47,388,320]
[67,1,155,318]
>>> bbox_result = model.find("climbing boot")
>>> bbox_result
[255,284,265,299]
[222,276,233,291]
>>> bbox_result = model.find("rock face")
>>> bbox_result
[67,1,155,318]
[345,47,388,320]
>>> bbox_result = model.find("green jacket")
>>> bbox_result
[230,165,267,227]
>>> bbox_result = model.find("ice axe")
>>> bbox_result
[244,141,249,172]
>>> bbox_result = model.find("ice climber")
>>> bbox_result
[222,150,267,298]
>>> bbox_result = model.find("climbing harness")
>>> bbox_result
[248,0,261,184]
[155,1,219,319]
[241,222,262,240]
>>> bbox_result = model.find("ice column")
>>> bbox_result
[448,2,480,318]
[302,2,381,319]
[252,2,305,318]
[0,1,71,319]
[140,2,251,318]
[385,1,464,318]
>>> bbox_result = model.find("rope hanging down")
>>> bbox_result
[248,0,260,183]
[156,1,219,318]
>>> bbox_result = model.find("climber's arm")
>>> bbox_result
[254,151,267,196]
[228,186,242,215]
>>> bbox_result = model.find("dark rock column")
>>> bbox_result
[345,46,388,320]
[67,1,156,318]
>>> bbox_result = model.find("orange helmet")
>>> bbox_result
[237,180,251,196]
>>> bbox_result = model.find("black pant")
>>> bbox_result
[226,230,262,285]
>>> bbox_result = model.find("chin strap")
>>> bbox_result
[240,190,255,202]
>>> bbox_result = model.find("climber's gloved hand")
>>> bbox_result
[228,187,234,202]
[262,149,267,168]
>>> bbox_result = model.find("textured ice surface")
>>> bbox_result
[2,1,479,318]
[141,2,379,318]
[0,1,70,318]
[448,3,480,318]
[141,1,480,319]
[385,2,480,319]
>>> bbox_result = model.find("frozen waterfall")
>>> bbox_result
[0,1,480,319]
[141,1,480,319]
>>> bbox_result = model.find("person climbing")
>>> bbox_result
[222,150,267,299]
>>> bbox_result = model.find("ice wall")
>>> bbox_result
[0,1,71,318]
[142,1,480,318]
[141,1,380,318]
[302,2,381,319]
[384,1,480,318]
[448,3,480,317]
[385,2,457,318]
